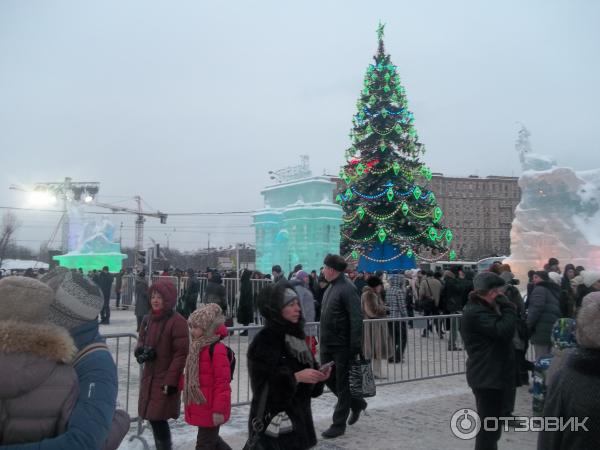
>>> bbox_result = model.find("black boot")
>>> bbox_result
[151,422,172,450]
[155,439,172,450]
[348,403,367,425]
[322,426,345,439]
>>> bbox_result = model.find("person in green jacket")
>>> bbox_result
[460,272,517,450]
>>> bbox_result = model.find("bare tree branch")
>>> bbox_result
[0,211,20,267]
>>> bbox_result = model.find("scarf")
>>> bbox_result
[183,333,221,406]
[285,334,314,366]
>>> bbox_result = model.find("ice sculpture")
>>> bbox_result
[506,126,600,280]
[253,160,342,274]
[53,203,127,272]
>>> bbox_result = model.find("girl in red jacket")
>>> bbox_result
[182,303,232,450]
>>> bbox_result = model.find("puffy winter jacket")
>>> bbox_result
[0,320,78,445]
[319,274,363,354]
[527,282,562,346]
[137,309,189,421]
[2,320,119,450]
[183,325,231,427]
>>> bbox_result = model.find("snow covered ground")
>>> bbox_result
[102,309,538,450]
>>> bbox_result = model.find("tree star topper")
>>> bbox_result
[376,21,385,40]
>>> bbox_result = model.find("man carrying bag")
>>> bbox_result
[319,254,366,439]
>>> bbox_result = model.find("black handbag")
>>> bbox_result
[349,354,376,398]
[243,384,283,450]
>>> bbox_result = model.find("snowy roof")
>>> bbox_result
[261,176,336,193]
[0,259,50,270]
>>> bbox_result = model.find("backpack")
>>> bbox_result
[209,341,236,381]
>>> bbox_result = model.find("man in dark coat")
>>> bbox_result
[115,268,125,309]
[204,271,227,314]
[236,269,254,327]
[441,269,464,350]
[527,271,561,358]
[538,295,600,449]
[319,254,365,439]
[134,271,150,332]
[178,268,200,319]
[271,264,286,285]
[96,266,114,325]
[460,272,517,450]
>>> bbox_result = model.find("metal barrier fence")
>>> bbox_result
[121,275,272,319]
[225,314,467,406]
[103,333,151,449]
[104,315,467,408]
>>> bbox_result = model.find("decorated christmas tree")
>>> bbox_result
[338,23,455,271]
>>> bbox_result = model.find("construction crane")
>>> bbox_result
[92,196,167,265]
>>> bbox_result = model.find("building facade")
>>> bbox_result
[253,176,343,274]
[428,173,521,261]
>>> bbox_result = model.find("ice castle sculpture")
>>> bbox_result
[506,125,600,280]
[53,203,127,272]
[253,157,343,274]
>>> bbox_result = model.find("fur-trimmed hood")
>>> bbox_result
[0,319,76,363]
[0,319,77,401]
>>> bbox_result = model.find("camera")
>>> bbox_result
[135,346,157,364]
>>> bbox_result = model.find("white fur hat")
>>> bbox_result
[581,271,600,288]
[548,271,562,285]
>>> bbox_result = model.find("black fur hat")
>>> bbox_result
[367,276,383,288]
[323,254,347,272]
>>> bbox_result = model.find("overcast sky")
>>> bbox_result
[1,0,599,251]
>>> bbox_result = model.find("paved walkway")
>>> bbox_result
[214,376,538,450]
[120,374,538,450]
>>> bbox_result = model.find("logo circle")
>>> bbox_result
[450,408,481,440]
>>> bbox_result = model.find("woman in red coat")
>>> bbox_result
[182,303,232,450]
[136,279,189,450]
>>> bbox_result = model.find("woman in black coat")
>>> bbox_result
[247,282,331,450]
[236,269,254,326]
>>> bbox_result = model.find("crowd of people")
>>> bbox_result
[460,258,600,450]
[1,255,599,449]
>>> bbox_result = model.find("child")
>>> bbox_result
[531,318,577,414]
[183,304,232,450]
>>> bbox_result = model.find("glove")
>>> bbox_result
[162,385,178,396]
[213,413,225,426]
[134,347,144,358]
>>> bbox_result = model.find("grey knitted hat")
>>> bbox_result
[0,276,55,323]
[41,267,104,330]
[283,288,299,307]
